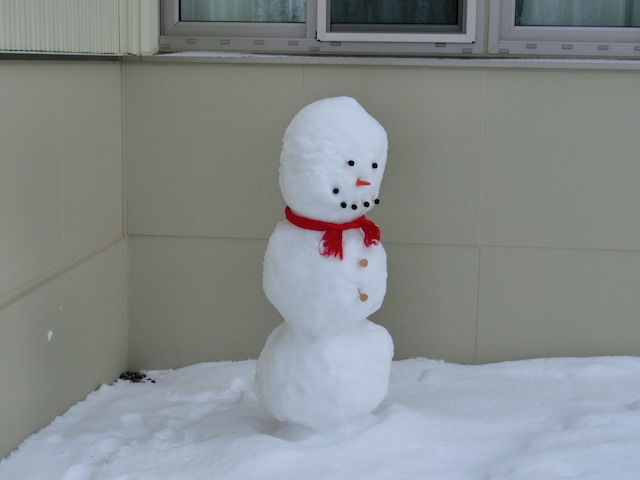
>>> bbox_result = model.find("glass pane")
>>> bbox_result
[330,0,459,26]
[516,0,640,27]
[180,0,306,23]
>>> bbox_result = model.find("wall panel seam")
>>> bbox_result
[0,235,125,312]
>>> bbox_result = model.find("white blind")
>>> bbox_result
[0,0,158,55]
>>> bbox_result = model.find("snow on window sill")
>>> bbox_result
[131,51,640,70]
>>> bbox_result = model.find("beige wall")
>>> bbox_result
[125,61,640,369]
[0,61,127,458]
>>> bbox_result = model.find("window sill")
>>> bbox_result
[130,51,640,70]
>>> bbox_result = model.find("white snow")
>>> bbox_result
[278,96,387,224]
[2,356,640,479]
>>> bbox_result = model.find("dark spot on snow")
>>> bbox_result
[333,188,339,194]
[347,160,355,166]
[119,371,155,383]
[341,202,347,208]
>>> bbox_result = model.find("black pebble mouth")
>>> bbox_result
[339,199,380,209]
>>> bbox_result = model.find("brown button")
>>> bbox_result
[359,258,369,267]
[358,290,368,302]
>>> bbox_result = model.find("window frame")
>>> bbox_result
[159,0,484,56]
[316,0,477,44]
[489,0,640,58]
[161,0,311,39]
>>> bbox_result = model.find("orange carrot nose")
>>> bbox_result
[356,178,371,186]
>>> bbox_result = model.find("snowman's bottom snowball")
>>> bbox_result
[272,413,383,444]
[255,320,394,430]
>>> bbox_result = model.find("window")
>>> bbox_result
[490,0,640,57]
[317,0,476,43]
[180,0,305,23]
[160,0,483,55]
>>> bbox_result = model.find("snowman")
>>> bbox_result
[255,97,394,436]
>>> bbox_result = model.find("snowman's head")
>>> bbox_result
[279,97,388,224]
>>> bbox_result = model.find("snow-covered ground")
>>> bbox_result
[2,356,640,480]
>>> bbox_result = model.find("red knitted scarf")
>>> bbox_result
[285,206,380,260]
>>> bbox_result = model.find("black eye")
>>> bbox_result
[341,202,347,208]
[347,160,355,166]
[333,188,339,194]
[372,163,378,169]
